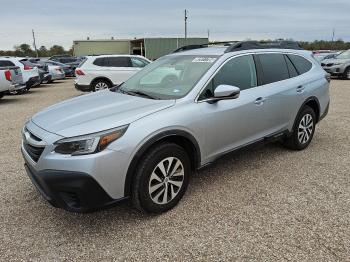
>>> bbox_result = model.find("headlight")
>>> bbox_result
[54,125,128,155]
[333,62,343,66]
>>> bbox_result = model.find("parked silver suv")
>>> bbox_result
[21,41,330,213]
[321,49,350,79]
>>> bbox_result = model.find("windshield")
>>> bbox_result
[336,50,350,59]
[118,55,218,99]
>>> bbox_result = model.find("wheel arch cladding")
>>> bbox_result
[293,97,320,132]
[124,130,201,196]
[304,98,320,123]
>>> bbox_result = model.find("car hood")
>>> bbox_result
[31,90,175,137]
[322,58,350,64]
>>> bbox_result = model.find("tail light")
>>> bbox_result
[24,65,33,70]
[4,70,11,81]
[75,69,85,76]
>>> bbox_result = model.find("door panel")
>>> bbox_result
[197,54,270,161]
[199,88,268,161]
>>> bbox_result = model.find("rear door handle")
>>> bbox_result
[297,85,305,93]
[254,97,267,105]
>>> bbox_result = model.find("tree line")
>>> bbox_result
[299,40,350,51]
[0,40,349,58]
[0,44,73,57]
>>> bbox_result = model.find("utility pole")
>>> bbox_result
[32,29,38,58]
[331,28,335,50]
[184,9,188,40]
[207,29,210,41]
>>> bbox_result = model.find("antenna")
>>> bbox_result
[184,9,188,40]
[32,29,38,58]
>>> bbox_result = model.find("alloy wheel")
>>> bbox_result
[148,157,184,205]
[298,113,314,144]
[95,82,108,91]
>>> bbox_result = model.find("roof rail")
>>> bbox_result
[172,44,209,53]
[225,41,303,53]
[172,41,239,53]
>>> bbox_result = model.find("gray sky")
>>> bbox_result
[0,0,349,50]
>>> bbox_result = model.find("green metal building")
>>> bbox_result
[73,39,131,56]
[73,38,209,60]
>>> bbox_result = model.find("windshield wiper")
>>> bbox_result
[110,82,124,92]
[123,90,160,100]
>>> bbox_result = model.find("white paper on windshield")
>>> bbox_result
[192,57,216,63]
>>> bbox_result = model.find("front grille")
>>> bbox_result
[23,142,45,162]
[326,63,334,67]
[22,128,45,162]
[321,63,325,66]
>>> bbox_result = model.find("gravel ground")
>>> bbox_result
[0,79,349,261]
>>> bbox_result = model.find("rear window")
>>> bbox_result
[93,57,131,67]
[287,54,312,74]
[108,57,130,67]
[93,58,108,66]
[0,60,15,67]
[258,54,289,84]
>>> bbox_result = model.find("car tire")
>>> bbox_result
[283,105,316,150]
[132,143,191,214]
[0,92,4,99]
[92,79,111,92]
[343,67,350,80]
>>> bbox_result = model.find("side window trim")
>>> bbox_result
[252,54,264,86]
[286,53,313,75]
[283,54,299,78]
[196,54,259,102]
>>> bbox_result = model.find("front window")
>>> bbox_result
[118,55,218,99]
[198,55,257,100]
[336,50,350,59]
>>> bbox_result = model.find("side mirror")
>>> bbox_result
[207,85,240,103]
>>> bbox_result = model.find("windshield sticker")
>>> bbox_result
[192,57,216,63]
[173,89,180,93]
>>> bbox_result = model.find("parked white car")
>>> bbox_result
[0,57,40,91]
[0,65,25,98]
[74,55,151,92]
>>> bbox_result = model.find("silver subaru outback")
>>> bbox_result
[21,41,330,214]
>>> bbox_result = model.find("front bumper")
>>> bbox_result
[75,83,92,92]
[23,156,127,212]
[322,66,345,75]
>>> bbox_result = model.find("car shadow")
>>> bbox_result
[28,141,292,233]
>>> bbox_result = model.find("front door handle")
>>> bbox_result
[254,97,267,105]
[297,85,305,93]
